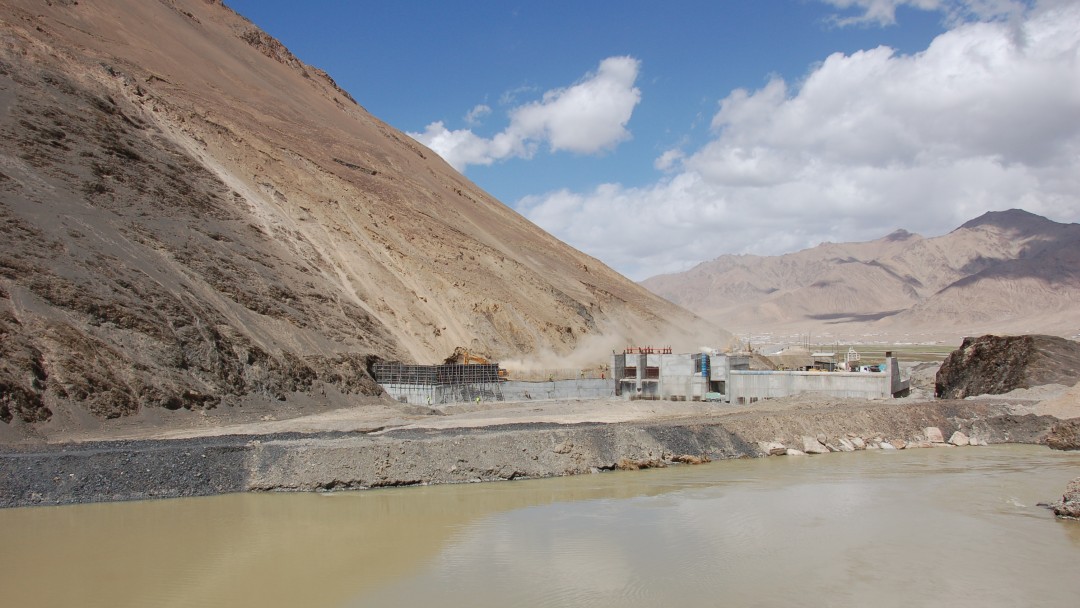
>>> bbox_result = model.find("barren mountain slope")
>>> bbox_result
[0,0,721,431]
[642,209,1080,341]
[888,224,1080,334]
[642,229,926,324]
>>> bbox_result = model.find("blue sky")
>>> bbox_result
[226,0,1080,280]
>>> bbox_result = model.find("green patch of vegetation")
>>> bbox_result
[841,344,957,364]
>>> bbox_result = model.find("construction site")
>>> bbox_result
[371,349,613,405]
[612,347,910,402]
[372,346,910,406]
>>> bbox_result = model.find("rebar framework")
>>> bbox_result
[372,362,503,404]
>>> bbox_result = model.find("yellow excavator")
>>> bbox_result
[445,347,509,379]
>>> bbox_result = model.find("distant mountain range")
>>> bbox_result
[641,209,1080,344]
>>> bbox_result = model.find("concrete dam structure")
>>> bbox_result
[374,349,909,406]
[612,348,910,402]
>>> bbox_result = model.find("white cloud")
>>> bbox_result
[464,104,491,126]
[498,84,538,107]
[823,0,1027,26]
[654,148,685,172]
[409,56,642,171]
[522,1,1080,280]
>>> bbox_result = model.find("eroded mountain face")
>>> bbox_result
[643,209,1080,341]
[0,0,719,428]
[0,57,397,423]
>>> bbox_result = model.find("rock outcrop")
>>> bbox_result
[1050,478,1080,519]
[1046,419,1080,451]
[935,335,1080,399]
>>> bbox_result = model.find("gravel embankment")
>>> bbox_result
[0,399,1062,508]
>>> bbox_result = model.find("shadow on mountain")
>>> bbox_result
[808,310,905,324]
[947,232,1080,290]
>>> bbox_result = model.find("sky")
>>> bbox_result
[225,0,1080,280]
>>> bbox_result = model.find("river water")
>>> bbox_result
[3,445,1079,607]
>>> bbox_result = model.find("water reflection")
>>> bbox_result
[2,446,1078,608]
[0,464,690,607]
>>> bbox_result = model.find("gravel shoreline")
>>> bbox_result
[1,399,1061,508]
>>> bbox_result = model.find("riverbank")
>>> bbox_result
[2,394,1070,508]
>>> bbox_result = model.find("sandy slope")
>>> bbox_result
[1027,382,1080,419]
[0,0,722,433]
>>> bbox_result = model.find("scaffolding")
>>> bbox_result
[624,346,673,355]
[372,362,503,405]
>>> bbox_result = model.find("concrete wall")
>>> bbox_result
[615,352,736,400]
[710,356,728,381]
[380,383,497,405]
[660,354,700,400]
[500,379,614,401]
[888,357,911,396]
[727,370,892,402]
[381,379,614,405]
[660,375,703,400]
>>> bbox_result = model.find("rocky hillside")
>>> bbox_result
[642,209,1080,341]
[935,334,1080,399]
[0,0,720,431]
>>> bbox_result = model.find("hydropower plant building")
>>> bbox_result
[612,348,910,402]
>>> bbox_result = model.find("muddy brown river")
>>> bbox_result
[3,445,1079,607]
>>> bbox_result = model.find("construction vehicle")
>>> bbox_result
[445,348,509,379]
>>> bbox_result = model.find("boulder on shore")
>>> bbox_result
[801,436,829,454]
[949,431,970,446]
[924,427,945,443]
[1052,477,1080,519]
[1046,419,1080,451]
[758,441,788,456]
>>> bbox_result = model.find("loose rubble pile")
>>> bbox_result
[757,426,985,456]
